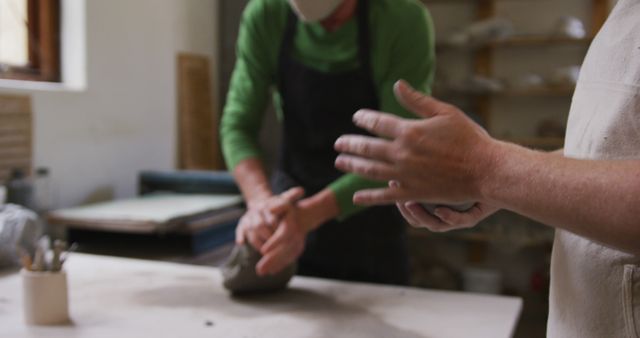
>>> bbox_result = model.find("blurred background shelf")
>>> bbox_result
[488,35,593,47]
[435,86,576,97]
[408,224,554,248]
[425,0,542,3]
[438,36,593,50]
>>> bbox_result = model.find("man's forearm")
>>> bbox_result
[233,158,273,207]
[484,142,640,254]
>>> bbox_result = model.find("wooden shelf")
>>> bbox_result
[424,0,534,3]
[408,225,554,248]
[435,86,575,98]
[437,36,592,50]
[497,86,575,97]
[488,36,593,48]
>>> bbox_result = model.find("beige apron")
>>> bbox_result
[549,0,640,337]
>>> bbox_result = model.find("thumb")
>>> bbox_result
[394,80,445,119]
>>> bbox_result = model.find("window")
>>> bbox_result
[0,0,60,82]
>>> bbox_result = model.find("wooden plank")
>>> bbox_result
[177,54,222,171]
[438,36,593,51]
[0,169,10,180]
[0,95,31,115]
[36,0,61,81]
[0,95,32,182]
[487,36,593,48]
[0,134,30,146]
[0,158,32,170]
[0,124,30,134]
[472,0,495,130]
[0,147,32,158]
[476,0,496,20]
[591,0,609,36]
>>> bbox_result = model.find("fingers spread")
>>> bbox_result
[352,109,406,139]
[334,135,394,162]
[394,80,444,119]
[335,155,396,181]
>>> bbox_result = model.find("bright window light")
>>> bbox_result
[0,0,28,67]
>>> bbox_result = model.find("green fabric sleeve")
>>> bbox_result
[220,0,436,221]
[220,1,284,170]
[329,3,436,220]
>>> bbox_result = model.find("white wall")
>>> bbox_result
[1,0,220,208]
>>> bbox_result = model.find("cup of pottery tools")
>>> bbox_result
[21,269,69,325]
[20,239,72,325]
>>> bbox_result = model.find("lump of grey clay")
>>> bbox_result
[221,243,296,294]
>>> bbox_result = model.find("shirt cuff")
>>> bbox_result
[328,174,386,221]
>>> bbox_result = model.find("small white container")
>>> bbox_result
[21,269,70,325]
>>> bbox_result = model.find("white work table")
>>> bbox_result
[0,254,522,338]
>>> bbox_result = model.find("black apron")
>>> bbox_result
[273,0,408,285]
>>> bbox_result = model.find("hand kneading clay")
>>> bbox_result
[221,243,296,294]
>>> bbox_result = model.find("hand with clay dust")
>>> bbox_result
[334,80,503,232]
[236,187,305,252]
[255,202,311,276]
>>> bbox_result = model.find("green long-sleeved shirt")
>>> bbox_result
[221,0,435,219]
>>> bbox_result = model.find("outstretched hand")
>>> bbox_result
[334,80,502,207]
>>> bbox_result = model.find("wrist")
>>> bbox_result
[232,158,273,209]
[246,184,273,209]
[477,140,534,209]
[298,190,339,232]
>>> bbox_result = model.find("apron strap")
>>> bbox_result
[356,0,373,75]
[277,9,298,93]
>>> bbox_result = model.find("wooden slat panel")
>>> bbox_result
[0,134,30,146]
[0,123,30,134]
[0,95,32,183]
[0,95,31,115]
[0,147,31,157]
[591,0,609,36]
[0,158,33,171]
[177,53,222,170]
[0,169,10,179]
